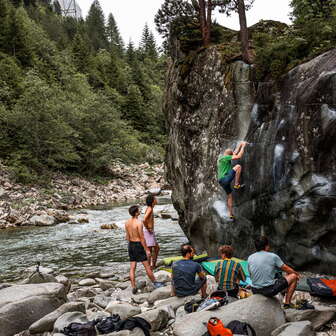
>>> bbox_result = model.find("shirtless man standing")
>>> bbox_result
[143,195,160,269]
[125,205,165,294]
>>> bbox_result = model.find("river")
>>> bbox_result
[0,199,186,282]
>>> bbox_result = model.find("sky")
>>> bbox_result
[79,0,292,46]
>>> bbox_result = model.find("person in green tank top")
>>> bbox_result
[217,141,247,219]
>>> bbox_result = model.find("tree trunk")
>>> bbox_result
[205,0,212,46]
[198,0,207,45]
[237,0,251,63]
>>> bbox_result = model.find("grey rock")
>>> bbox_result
[0,187,6,197]
[21,272,57,285]
[136,308,170,331]
[96,278,115,290]
[285,305,336,330]
[174,294,285,336]
[165,46,336,273]
[147,285,172,304]
[86,309,110,321]
[0,283,67,336]
[55,275,71,293]
[105,329,145,336]
[272,321,314,336]
[29,215,56,226]
[105,303,141,320]
[99,268,116,279]
[78,278,96,286]
[154,294,201,311]
[53,312,88,333]
[75,287,96,298]
[147,188,161,196]
[132,292,150,304]
[153,271,172,283]
[29,302,85,334]
[93,295,111,309]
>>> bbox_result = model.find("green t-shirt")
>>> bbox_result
[218,155,233,180]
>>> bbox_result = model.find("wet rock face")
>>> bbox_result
[165,47,336,273]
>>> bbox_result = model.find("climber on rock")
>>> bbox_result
[217,141,247,219]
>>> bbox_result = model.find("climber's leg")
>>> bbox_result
[227,193,234,218]
[233,164,242,188]
[219,170,236,219]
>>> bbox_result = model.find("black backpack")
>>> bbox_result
[96,314,122,334]
[62,321,97,336]
[226,320,256,336]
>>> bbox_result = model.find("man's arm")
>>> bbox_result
[138,221,150,255]
[232,142,247,160]
[238,265,246,282]
[234,142,244,155]
[281,264,300,278]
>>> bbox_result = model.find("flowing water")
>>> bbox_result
[0,200,186,282]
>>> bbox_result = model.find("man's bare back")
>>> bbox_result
[125,217,143,242]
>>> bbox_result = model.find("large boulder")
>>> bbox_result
[22,272,58,285]
[136,308,170,331]
[105,303,141,320]
[174,294,285,336]
[271,321,314,336]
[165,45,336,273]
[147,285,172,304]
[0,283,67,336]
[29,215,56,226]
[29,302,85,334]
[154,294,202,311]
[53,312,88,333]
[285,305,336,330]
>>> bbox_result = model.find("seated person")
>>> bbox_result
[248,236,299,309]
[214,245,246,298]
[172,244,207,298]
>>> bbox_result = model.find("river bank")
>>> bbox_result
[0,161,165,229]
[2,265,336,336]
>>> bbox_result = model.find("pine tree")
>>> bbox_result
[86,0,108,51]
[126,40,136,64]
[123,84,145,131]
[0,0,12,53]
[146,31,158,59]
[106,13,124,56]
[140,24,158,59]
[72,32,91,72]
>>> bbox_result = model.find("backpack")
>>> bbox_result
[96,314,122,334]
[62,322,97,336]
[226,320,256,336]
[207,317,233,336]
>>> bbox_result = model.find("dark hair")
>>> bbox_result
[146,194,155,206]
[180,244,194,257]
[218,245,234,258]
[255,236,269,251]
[129,205,139,217]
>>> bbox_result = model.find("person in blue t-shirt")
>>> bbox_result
[248,236,300,309]
[172,244,207,298]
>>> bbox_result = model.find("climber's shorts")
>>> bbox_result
[219,170,236,194]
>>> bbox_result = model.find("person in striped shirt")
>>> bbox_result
[214,245,246,298]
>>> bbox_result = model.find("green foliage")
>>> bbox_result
[253,14,336,80]
[0,1,167,182]
[290,0,336,25]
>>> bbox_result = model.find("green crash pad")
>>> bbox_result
[202,258,251,287]
[163,253,208,266]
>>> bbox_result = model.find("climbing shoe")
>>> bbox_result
[153,281,166,289]
[297,299,315,310]
[132,287,138,295]
[233,184,245,190]
[283,303,299,309]
[229,215,235,220]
